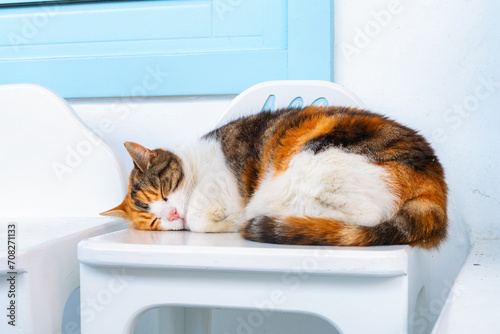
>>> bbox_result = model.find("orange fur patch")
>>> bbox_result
[265,111,337,174]
[282,216,370,246]
[101,184,164,231]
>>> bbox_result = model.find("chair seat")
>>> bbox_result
[79,228,413,277]
[78,229,426,334]
[0,217,124,274]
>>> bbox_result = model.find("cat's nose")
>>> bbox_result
[167,208,180,221]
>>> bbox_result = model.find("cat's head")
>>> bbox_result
[100,142,187,230]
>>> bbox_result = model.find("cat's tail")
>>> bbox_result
[240,198,448,249]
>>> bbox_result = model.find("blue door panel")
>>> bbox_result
[3,50,288,97]
[0,1,212,45]
[0,0,71,4]
[0,0,333,98]
[288,0,334,80]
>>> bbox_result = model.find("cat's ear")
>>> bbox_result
[124,141,157,173]
[100,201,128,219]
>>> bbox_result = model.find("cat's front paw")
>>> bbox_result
[206,207,227,222]
[187,206,238,233]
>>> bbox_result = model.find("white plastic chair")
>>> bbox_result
[78,80,429,334]
[213,80,366,128]
[0,84,126,333]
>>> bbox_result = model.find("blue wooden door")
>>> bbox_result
[0,0,333,98]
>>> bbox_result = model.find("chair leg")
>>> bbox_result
[14,245,80,333]
[80,264,149,334]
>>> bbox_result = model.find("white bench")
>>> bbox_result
[431,239,500,334]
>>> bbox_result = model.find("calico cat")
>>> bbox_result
[102,106,448,249]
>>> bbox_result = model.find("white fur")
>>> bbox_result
[156,139,244,232]
[149,200,185,230]
[245,149,398,226]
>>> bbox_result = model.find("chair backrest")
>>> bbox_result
[213,80,366,128]
[0,84,126,217]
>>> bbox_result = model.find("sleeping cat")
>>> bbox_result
[101,106,448,249]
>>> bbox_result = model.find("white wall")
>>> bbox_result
[333,0,500,331]
[70,96,234,175]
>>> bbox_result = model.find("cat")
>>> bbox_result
[101,106,448,249]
